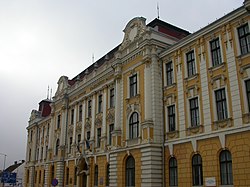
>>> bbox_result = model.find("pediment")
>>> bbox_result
[55,76,69,96]
[121,17,147,49]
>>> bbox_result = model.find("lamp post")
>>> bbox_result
[0,153,7,187]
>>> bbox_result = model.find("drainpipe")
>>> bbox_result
[160,57,166,187]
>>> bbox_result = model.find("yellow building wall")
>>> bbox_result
[165,131,250,186]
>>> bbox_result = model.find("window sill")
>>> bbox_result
[208,61,226,73]
[126,137,140,146]
[219,185,234,187]
[164,83,177,90]
[187,124,204,136]
[166,130,179,140]
[237,51,250,60]
[184,73,199,82]
[242,112,250,124]
[213,118,232,130]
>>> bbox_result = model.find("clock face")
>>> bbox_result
[129,27,137,41]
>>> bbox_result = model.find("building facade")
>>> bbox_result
[25,1,250,187]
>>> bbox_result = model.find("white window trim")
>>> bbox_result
[184,49,197,78]
[242,77,250,113]
[163,59,175,87]
[165,104,177,132]
[207,35,224,68]
[234,21,250,56]
[187,96,201,128]
[127,72,139,98]
[126,110,141,140]
[212,86,230,121]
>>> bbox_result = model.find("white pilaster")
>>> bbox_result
[81,100,86,142]
[72,105,77,144]
[226,30,242,127]
[200,46,211,132]
[60,111,65,146]
[102,88,107,136]
[91,95,96,139]
[114,78,121,131]
[144,62,152,120]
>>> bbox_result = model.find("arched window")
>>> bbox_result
[55,139,60,156]
[74,167,77,185]
[220,150,233,185]
[129,112,139,139]
[106,164,110,186]
[94,165,98,186]
[169,157,178,186]
[51,165,54,184]
[192,154,203,186]
[126,156,135,187]
[66,167,69,185]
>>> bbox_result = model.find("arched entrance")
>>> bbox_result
[76,154,89,187]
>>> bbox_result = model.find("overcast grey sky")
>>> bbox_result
[0,0,243,169]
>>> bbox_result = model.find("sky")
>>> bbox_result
[0,0,244,170]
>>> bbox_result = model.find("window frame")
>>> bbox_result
[79,104,83,121]
[109,124,114,145]
[98,94,103,113]
[192,154,203,186]
[189,97,200,127]
[238,23,250,55]
[186,50,196,77]
[129,112,139,139]
[167,105,176,132]
[166,61,174,86]
[210,37,222,67]
[220,150,233,185]
[125,156,135,187]
[71,108,74,124]
[94,165,98,186]
[215,88,228,121]
[109,88,115,108]
[169,157,178,186]
[57,114,61,129]
[245,79,250,112]
[129,74,138,98]
[88,100,92,117]
[97,128,101,148]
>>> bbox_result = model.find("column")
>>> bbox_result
[48,113,54,157]
[151,48,163,143]
[44,164,49,186]
[101,87,107,148]
[56,161,64,186]
[81,100,86,144]
[144,61,152,120]
[72,104,77,144]
[90,94,96,148]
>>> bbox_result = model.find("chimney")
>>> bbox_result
[14,161,17,165]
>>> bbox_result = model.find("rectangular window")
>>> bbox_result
[97,128,101,148]
[166,61,174,86]
[41,147,43,160]
[57,115,61,129]
[98,94,103,113]
[245,79,250,112]
[210,38,222,66]
[167,105,176,132]
[88,100,92,117]
[71,109,74,124]
[86,131,90,140]
[78,134,81,144]
[109,124,114,145]
[110,88,115,108]
[45,146,48,159]
[129,74,137,97]
[79,105,82,121]
[186,50,196,77]
[190,97,199,127]
[238,24,250,55]
[215,88,228,121]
